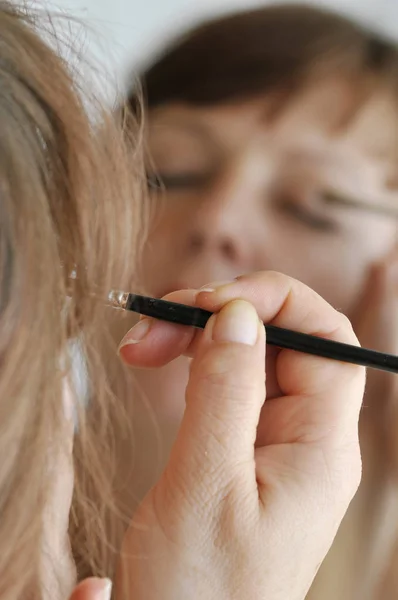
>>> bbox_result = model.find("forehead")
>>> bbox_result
[148,78,397,161]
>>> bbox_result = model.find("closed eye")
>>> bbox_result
[324,190,398,220]
[278,196,338,232]
[147,171,212,191]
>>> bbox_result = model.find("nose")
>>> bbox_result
[184,159,263,271]
[188,229,242,264]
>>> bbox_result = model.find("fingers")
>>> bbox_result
[197,273,365,446]
[118,290,197,368]
[118,290,283,395]
[69,578,112,600]
[196,273,363,396]
[119,272,365,449]
[119,273,361,389]
[198,271,357,343]
[166,300,266,504]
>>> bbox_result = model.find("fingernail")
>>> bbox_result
[118,319,151,351]
[97,578,112,600]
[213,300,259,346]
[199,279,236,293]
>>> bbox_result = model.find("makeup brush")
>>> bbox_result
[108,291,398,374]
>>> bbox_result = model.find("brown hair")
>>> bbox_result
[0,2,143,598]
[128,3,398,112]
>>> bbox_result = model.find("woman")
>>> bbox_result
[112,4,398,599]
[0,3,366,600]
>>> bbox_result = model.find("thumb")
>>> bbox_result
[69,578,112,600]
[167,300,265,499]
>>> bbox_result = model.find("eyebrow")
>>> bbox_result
[324,190,398,220]
[148,116,226,166]
[150,115,216,146]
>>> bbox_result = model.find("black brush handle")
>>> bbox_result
[125,294,398,374]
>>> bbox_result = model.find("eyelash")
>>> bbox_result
[278,197,337,232]
[147,172,210,191]
[147,173,338,233]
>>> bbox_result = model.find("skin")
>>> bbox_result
[133,78,398,424]
[109,78,398,598]
[69,579,112,600]
[56,275,365,600]
[117,274,365,600]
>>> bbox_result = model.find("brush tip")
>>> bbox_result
[107,290,130,310]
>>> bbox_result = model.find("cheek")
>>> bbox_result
[285,223,396,313]
[260,219,394,314]
[149,195,193,241]
[305,261,364,313]
[140,208,184,288]
[267,240,362,311]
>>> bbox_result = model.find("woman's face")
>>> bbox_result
[137,79,398,423]
[143,79,397,312]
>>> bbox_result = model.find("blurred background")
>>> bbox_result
[41,1,398,597]
[46,0,398,91]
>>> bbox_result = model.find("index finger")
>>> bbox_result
[197,272,365,447]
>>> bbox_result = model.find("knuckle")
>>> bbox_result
[338,459,362,505]
[323,441,362,502]
[333,312,362,351]
[336,311,355,337]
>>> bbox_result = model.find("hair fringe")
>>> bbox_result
[0,2,146,597]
